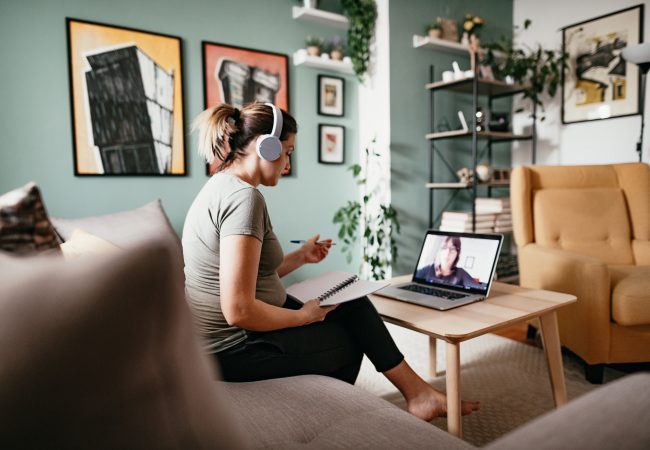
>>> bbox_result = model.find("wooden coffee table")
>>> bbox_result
[368,276,576,438]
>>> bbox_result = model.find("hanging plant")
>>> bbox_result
[342,0,377,82]
[332,138,400,280]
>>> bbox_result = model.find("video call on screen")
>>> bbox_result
[415,234,500,291]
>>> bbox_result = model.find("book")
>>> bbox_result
[286,271,389,306]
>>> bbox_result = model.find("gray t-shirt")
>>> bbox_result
[182,172,285,353]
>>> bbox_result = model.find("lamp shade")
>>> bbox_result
[621,42,650,73]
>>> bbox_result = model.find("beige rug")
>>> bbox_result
[354,323,626,447]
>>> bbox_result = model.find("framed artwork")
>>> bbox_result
[66,18,185,176]
[318,75,344,117]
[202,41,289,175]
[318,124,345,165]
[561,5,644,124]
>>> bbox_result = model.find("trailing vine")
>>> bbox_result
[342,0,377,82]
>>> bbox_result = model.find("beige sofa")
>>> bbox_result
[1,201,649,448]
[511,163,650,383]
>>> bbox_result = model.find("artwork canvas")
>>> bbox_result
[318,75,344,116]
[67,18,185,176]
[561,5,643,124]
[202,41,289,175]
[318,124,345,165]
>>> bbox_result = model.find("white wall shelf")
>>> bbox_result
[292,6,348,28]
[412,34,471,55]
[293,51,354,75]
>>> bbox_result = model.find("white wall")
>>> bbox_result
[512,0,650,166]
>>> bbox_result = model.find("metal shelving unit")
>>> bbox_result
[426,63,537,231]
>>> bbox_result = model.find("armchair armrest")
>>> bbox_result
[518,244,611,363]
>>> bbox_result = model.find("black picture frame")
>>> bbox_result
[202,41,290,176]
[561,4,644,125]
[318,124,345,165]
[66,18,186,176]
[317,75,345,117]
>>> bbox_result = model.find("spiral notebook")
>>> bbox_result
[286,271,389,306]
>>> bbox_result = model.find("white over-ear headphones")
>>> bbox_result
[255,103,283,161]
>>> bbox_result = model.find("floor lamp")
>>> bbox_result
[622,42,650,162]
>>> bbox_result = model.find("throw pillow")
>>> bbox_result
[59,229,121,260]
[0,182,60,254]
[0,240,245,448]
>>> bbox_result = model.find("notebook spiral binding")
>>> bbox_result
[318,275,359,301]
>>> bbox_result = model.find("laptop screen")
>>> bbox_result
[412,231,503,295]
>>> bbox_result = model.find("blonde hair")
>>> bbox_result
[192,102,297,171]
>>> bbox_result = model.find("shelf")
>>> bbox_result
[425,181,510,189]
[292,6,348,28]
[412,34,472,55]
[292,51,354,74]
[425,130,533,142]
[426,78,528,97]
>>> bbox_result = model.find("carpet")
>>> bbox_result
[354,323,626,447]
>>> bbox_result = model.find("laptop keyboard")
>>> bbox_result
[399,284,467,300]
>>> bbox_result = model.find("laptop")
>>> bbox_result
[375,230,503,311]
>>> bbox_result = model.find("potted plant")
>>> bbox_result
[328,35,345,60]
[342,0,377,81]
[332,138,400,280]
[461,14,485,48]
[425,20,442,40]
[297,0,318,9]
[482,19,567,120]
[305,35,323,57]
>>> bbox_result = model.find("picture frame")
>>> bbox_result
[202,41,290,175]
[318,75,344,117]
[66,18,186,176]
[318,124,345,165]
[561,5,644,124]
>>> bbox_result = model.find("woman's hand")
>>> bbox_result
[301,234,332,264]
[300,299,338,324]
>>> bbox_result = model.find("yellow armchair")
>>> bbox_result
[511,163,650,383]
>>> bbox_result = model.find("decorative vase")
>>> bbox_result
[476,163,493,182]
[303,0,318,8]
[460,31,470,47]
[469,34,480,53]
[307,45,321,57]
[330,49,343,61]
[427,28,442,40]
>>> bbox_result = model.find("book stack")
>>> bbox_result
[439,210,496,233]
[476,197,512,233]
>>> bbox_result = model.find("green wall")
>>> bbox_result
[0,0,358,283]
[388,0,514,275]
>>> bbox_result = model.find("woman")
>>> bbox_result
[182,102,479,421]
[417,236,482,289]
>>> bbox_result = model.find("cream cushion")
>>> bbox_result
[59,229,121,259]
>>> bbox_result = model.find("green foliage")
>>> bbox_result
[305,35,324,48]
[342,0,377,82]
[332,139,401,280]
[482,20,567,118]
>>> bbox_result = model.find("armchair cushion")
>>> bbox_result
[533,188,633,265]
[609,265,650,326]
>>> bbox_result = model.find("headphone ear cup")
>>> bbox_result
[256,135,282,161]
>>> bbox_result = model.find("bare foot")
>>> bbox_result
[407,388,480,421]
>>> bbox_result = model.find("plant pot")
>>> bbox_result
[427,28,442,40]
[307,45,321,57]
[303,0,318,8]
[330,49,343,61]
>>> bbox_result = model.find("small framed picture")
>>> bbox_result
[318,75,344,117]
[318,124,345,164]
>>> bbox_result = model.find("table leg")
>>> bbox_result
[446,341,462,438]
[538,311,567,407]
[429,336,438,377]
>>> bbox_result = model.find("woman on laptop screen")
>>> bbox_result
[416,236,485,290]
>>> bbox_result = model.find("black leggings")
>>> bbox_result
[215,296,404,385]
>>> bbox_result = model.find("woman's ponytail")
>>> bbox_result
[191,104,239,164]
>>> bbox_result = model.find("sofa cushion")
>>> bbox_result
[483,373,650,450]
[533,188,634,265]
[221,374,471,450]
[0,241,245,449]
[609,265,650,326]
[0,182,60,254]
[51,199,180,252]
[60,229,121,259]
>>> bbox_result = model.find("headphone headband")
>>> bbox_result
[265,102,283,139]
